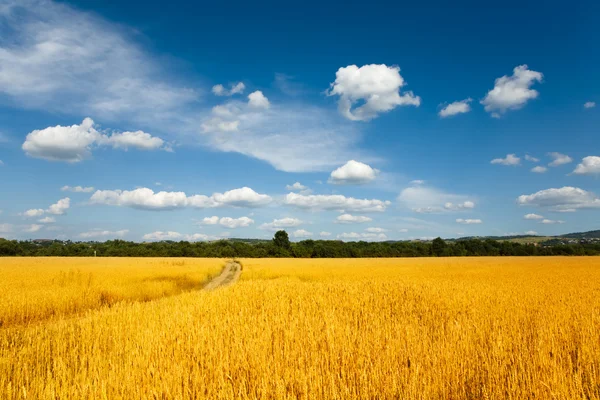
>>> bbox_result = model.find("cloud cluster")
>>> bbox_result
[547,152,572,167]
[22,198,70,220]
[398,185,475,214]
[22,118,168,162]
[79,229,129,239]
[481,65,543,117]
[337,232,387,241]
[456,218,482,225]
[327,64,420,121]
[61,185,95,193]
[293,229,312,238]
[572,156,600,175]
[90,187,271,210]
[329,160,379,185]
[212,82,245,96]
[142,231,221,242]
[517,186,600,212]
[285,193,390,213]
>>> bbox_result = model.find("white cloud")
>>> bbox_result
[335,214,373,224]
[572,156,600,175]
[47,198,70,215]
[531,166,548,173]
[61,185,95,193]
[439,98,472,118]
[90,187,271,210]
[337,232,387,241]
[584,101,596,109]
[481,65,543,116]
[329,160,379,185]
[326,64,420,121]
[142,231,219,242]
[456,218,482,225]
[293,229,312,238]
[286,182,307,191]
[365,227,387,233]
[201,216,219,225]
[0,1,197,124]
[23,224,42,233]
[524,230,538,235]
[259,218,303,231]
[547,152,572,167]
[79,229,129,239]
[517,186,600,211]
[285,193,390,213]
[22,209,45,218]
[22,118,169,162]
[319,231,332,237]
[0,223,13,234]
[398,185,475,214]
[216,217,254,229]
[540,219,565,224]
[524,154,539,162]
[524,213,544,220]
[38,216,56,224]
[247,91,270,109]
[212,82,245,96]
[491,154,520,166]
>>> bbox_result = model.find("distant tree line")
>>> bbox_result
[1,231,599,258]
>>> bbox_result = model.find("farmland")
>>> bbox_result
[1,257,600,399]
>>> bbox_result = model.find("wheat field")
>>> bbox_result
[1,257,599,399]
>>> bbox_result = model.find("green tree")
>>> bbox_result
[431,237,447,257]
[273,230,291,250]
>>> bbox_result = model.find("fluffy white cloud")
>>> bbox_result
[201,216,220,225]
[398,185,475,214]
[525,230,538,235]
[293,229,312,238]
[573,156,600,175]
[335,214,373,224]
[22,118,169,162]
[481,65,543,117]
[584,101,596,109]
[329,160,379,185]
[47,198,70,215]
[337,232,387,241]
[217,217,254,229]
[23,224,42,233]
[517,186,600,211]
[491,154,520,166]
[38,217,56,224]
[524,154,540,162]
[91,187,271,210]
[326,64,420,121]
[212,82,245,96]
[61,185,95,193]
[365,227,387,233]
[319,231,332,237]
[285,193,390,213]
[531,166,548,173]
[524,213,544,220]
[22,209,45,218]
[547,152,572,167]
[247,91,270,109]
[286,182,308,192]
[541,219,565,224]
[79,229,129,239]
[259,218,303,231]
[439,98,472,118]
[456,218,482,225]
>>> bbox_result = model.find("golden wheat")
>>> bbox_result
[1,257,599,399]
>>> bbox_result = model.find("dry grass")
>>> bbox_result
[1,257,600,399]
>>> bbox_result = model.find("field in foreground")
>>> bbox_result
[1,257,600,399]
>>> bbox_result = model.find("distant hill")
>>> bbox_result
[560,230,600,239]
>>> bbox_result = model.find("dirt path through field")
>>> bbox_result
[203,261,241,290]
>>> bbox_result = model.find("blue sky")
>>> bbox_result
[0,0,599,242]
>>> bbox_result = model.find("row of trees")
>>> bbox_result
[1,231,599,257]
